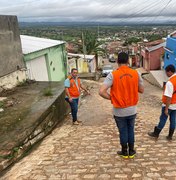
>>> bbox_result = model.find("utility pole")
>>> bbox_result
[97,24,100,40]
[82,32,86,61]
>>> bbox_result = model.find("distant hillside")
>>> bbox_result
[19,21,176,28]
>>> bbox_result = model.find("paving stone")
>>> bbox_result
[132,173,142,178]
[164,171,176,177]
[98,174,111,179]
[115,174,128,178]
[147,173,161,178]
[83,174,96,179]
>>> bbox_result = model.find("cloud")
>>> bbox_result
[0,0,176,23]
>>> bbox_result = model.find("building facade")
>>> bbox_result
[141,41,165,71]
[164,36,176,69]
[21,35,67,82]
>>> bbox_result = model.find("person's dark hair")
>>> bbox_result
[117,52,129,64]
[71,68,78,73]
[165,64,175,73]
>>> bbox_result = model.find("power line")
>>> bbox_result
[150,0,173,23]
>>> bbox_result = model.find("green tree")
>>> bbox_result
[123,37,142,46]
[76,31,106,69]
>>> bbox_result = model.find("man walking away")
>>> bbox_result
[148,64,176,140]
[99,52,144,159]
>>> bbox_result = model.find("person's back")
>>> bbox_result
[111,66,139,108]
[99,52,144,159]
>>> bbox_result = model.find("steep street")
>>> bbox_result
[1,79,176,180]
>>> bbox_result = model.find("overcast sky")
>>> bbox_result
[0,0,176,24]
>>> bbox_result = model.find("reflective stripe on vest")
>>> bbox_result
[110,66,139,108]
[162,75,176,104]
[68,77,81,98]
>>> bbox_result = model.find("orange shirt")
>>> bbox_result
[110,66,139,108]
[67,76,81,98]
[162,75,176,104]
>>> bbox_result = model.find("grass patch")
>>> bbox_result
[43,88,53,96]
[17,80,27,87]
[0,101,4,108]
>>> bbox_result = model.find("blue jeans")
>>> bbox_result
[114,114,136,145]
[65,98,79,122]
[157,107,176,130]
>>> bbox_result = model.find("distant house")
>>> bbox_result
[21,35,67,82]
[0,15,26,90]
[67,53,96,73]
[164,36,176,69]
[141,40,166,71]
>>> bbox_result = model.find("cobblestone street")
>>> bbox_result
[1,79,176,180]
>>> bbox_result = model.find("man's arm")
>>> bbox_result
[65,87,73,102]
[80,84,90,95]
[138,84,144,93]
[99,84,111,100]
[163,81,173,115]
[138,72,144,93]
[164,96,171,116]
[64,79,73,102]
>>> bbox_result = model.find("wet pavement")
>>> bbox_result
[1,79,176,180]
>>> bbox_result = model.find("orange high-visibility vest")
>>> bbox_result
[110,66,139,108]
[162,75,176,104]
[67,76,81,98]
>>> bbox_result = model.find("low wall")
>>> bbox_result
[0,82,68,173]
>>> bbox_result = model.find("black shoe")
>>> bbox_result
[117,150,128,159]
[148,126,161,138]
[128,143,136,159]
[166,129,174,141]
[129,150,136,159]
[166,136,172,141]
[117,144,128,159]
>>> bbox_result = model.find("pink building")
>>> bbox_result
[141,40,166,71]
[131,44,141,67]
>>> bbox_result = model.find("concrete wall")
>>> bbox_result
[0,70,26,89]
[0,15,24,77]
[0,82,69,172]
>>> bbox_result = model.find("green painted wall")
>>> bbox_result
[23,44,67,82]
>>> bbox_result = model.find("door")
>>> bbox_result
[26,55,49,81]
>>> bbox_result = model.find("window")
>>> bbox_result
[166,53,170,60]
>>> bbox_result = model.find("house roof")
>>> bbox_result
[20,35,65,54]
[146,42,166,52]
[68,53,95,60]
[145,39,164,47]
[169,31,176,37]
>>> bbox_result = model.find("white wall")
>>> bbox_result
[0,70,26,89]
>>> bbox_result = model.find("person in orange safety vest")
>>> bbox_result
[148,64,176,140]
[64,68,90,125]
[99,52,144,159]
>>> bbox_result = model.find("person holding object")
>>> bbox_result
[64,68,90,125]
[99,52,144,159]
[148,64,176,140]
